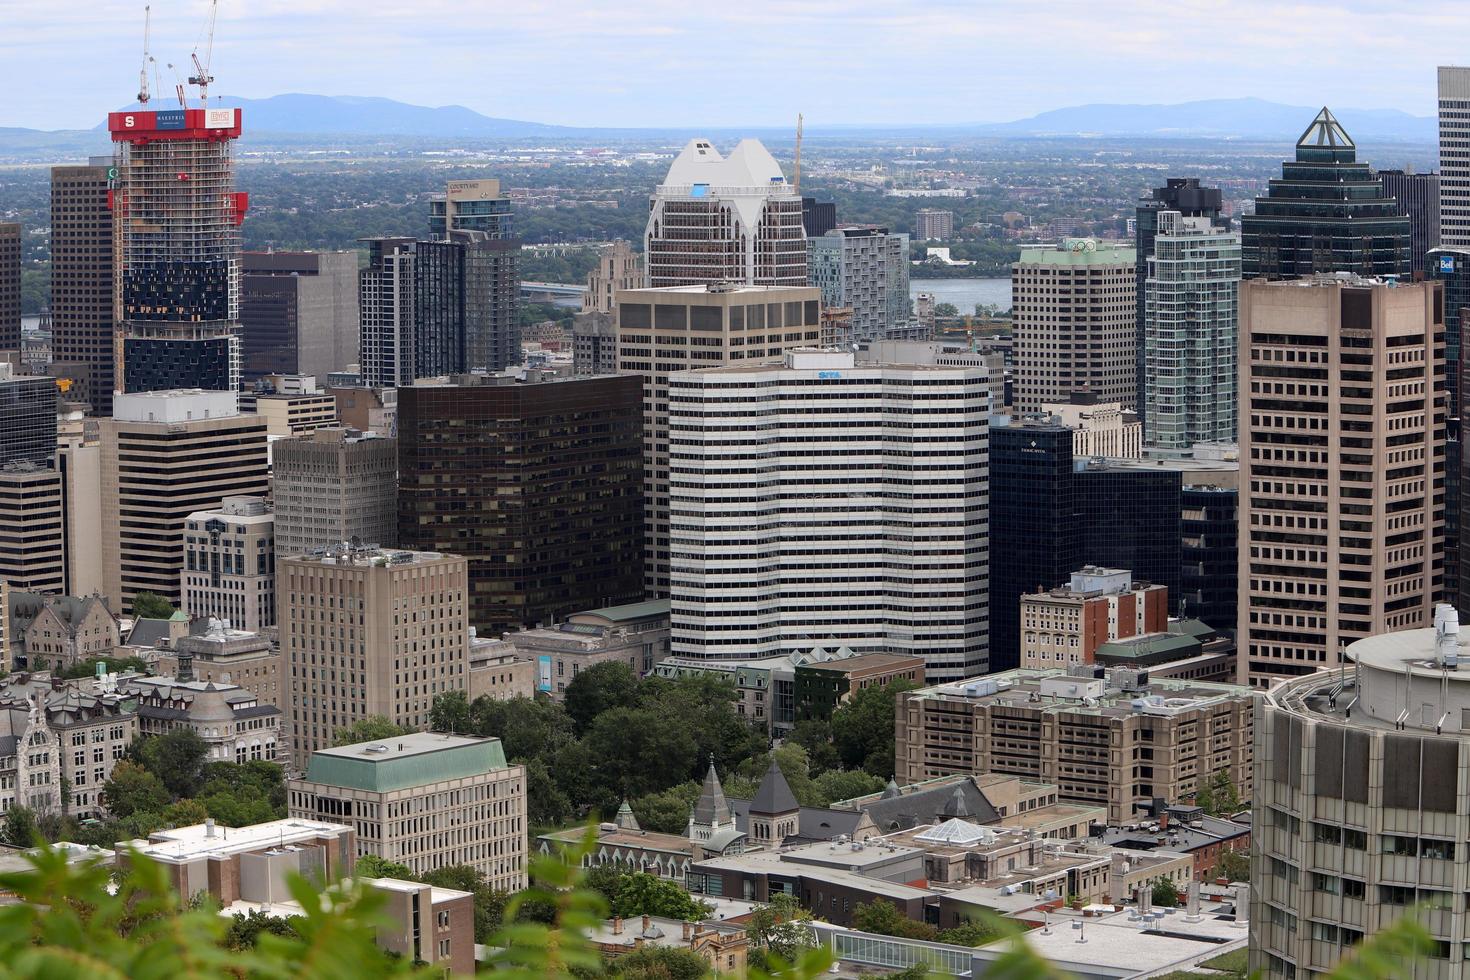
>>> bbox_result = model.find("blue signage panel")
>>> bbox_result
[537,655,552,692]
[818,370,842,379]
[154,110,186,130]
[1442,255,1457,274]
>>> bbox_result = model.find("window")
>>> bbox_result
[1343,879,1365,900]
[1312,873,1339,895]
[1382,835,1417,857]
[1423,839,1456,861]
[1312,823,1341,845]
[437,911,450,928]
[1380,885,1414,905]
[438,939,450,957]
[1343,828,1367,850]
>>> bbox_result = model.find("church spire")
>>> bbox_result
[691,753,731,828]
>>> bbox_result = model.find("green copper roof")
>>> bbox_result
[576,599,670,624]
[303,733,508,792]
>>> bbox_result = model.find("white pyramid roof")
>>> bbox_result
[913,818,996,847]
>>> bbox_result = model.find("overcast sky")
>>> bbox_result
[1,0,1462,130]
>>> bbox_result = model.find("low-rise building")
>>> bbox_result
[1097,803,1251,882]
[468,635,536,702]
[238,375,338,438]
[793,654,925,721]
[287,732,527,891]
[8,591,119,670]
[181,497,276,633]
[508,599,670,699]
[896,666,1254,823]
[591,914,749,976]
[1019,567,1168,671]
[149,620,284,709]
[1091,618,1238,685]
[122,675,281,764]
[1043,400,1143,460]
[43,688,138,819]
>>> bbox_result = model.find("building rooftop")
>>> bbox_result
[616,284,818,297]
[572,599,670,626]
[130,818,350,862]
[799,653,926,675]
[1016,239,1136,265]
[112,389,242,424]
[907,668,1249,720]
[287,546,451,567]
[301,733,509,792]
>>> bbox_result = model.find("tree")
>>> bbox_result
[2,805,38,847]
[523,757,574,828]
[606,872,713,921]
[745,893,819,974]
[851,899,937,941]
[131,591,176,619]
[938,917,1002,947]
[333,716,412,747]
[586,706,699,799]
[934,302,959,317]
[785,719,841,775]
[1152,877,1181,908]
[737,743,814,807]
[58,655,150,680]
[810,769,886,808]
[135,728,210,799]
[830,680,919,777]
[609,945,709,980]
[101,760,170,819]
[427,690,472,735]
[1194,770,1242,816]
[162,798,210,828]
[355,854,413,880]
[564,661,641,735]
[223,908,298,951]
[631,781,701,835]
[1216,847,1250,883]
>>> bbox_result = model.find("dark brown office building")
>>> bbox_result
[397,373,645,635]
[241,251,360,381]
[0,223,19,355]
[49,165,115,415]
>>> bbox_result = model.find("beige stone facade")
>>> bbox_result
[181,497,276,632]
[1238,277,1443,688]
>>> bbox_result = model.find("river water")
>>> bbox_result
[909,277,1011,313]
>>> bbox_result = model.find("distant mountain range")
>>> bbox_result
[0,94,1437,152]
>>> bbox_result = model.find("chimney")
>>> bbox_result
[1159,812,1169,831]
[642,914,651,934]
[612,915,622,935]
[682,921,692,941]
[205,818,216,838]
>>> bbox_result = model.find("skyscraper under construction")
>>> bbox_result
[108,107,248,394]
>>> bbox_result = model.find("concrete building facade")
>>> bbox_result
[807,225,911,343]
[1440,67,1470,249]
[181,496,276,632]
[1019,567,1168,671]
[240,251,359,381]
[272,427,398,558]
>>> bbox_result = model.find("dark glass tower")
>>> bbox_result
[988,419,1079,673]
[1135,178,1225,431]
[1430,248,1470,612]
[1180,483,1238,635]
[1242,108,1411,280]
[1075,461,1183,614]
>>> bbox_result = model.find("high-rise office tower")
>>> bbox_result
[281,547,469,769]
[1241,108,1410,280]
[0,463,65,593]
[1378,168,1441,268]
[108,107,248,394]
[273,427,398,558]
[396,374,644,636]
[667,349,990,682]
[50,163,116,415]
[358,238,415,387]
[582,241,641,315]
[100,390,269,614]
[1012,239,1137,412]
[914,209,954,241]
[1143,211,1241,448]
[180,496,275,631]
[807,226,911,343]
[1238,277,1443,688]
[1439,67,1470,248]
[1135,178,1225,433]
[1251,611,1470,978]
[241,251,359,381]
[1074,459,1182,608]
[0,222,19,353]
[0,365,58,466]
[1426,247,1470,612]
[801,198,837,239]
[615,284,823,594]
[644,139,806,288]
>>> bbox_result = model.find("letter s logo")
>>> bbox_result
[124,115,135,128]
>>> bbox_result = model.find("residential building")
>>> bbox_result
[1012,239,1137,412]
[1250,609,1470,979]
[667,349,989,681]
[506,599,670,698]
[100,390,269,614]
[288,732,527,890]
[1241,108,1410,280]
[802,197,837,238]
[896,666,1254,823]
[0,462,66,594]
[413,234,522,375]
[428,178,514,239]
[0,223,18,353]
[915,209,954,241]
[396,374,644,637]
[358,238,416,387]
[1042,399,1142,459]
[582,240,641,315]
[1135,178,1227,434]
[8,591,118,670]
[1440,66,1470,248]
[1018,567,1168,670]
[123,675,280,763]
[1143,211,1241,449]
[644,138,806,288]
[49,162,115,415]
[1238,277,1443,687]
[108,107,246,394]
[615,284,821,594]
[793,654,926,721]
[180,496,275,632]
[272,427,397,558]
[426,180,520,372]
[240,251,359,381]
[807,225,911,342]
[280,547,469,768]
[1378,169,1441,269]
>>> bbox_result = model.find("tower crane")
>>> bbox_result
[189,0,219,106]
[136,6,152,105]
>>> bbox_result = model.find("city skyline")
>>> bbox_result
[5,0,1469,131]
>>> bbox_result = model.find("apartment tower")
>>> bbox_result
[1238,277,1443,687]
[615,284,822,594]
[644,138,806,288]
[807,225,912,343]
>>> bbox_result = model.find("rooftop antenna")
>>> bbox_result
[794,113,803,194]
[136,6,152,105]
[189,0,219,107]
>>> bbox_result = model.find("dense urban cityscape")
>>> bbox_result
[1,2,1469,977]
